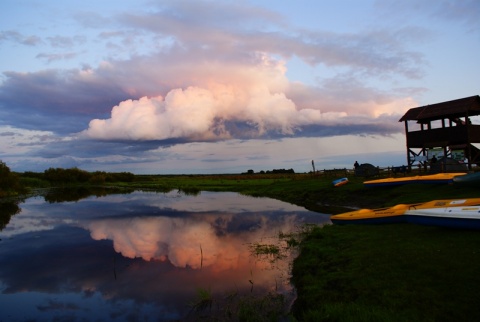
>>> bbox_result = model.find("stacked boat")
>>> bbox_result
[330,198,480,229]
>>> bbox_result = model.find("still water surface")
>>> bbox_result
[0,190,330,321]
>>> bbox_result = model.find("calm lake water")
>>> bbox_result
[0,189,330,321]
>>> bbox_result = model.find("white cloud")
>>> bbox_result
[81,55,413,141]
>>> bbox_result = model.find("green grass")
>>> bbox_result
[110,172,480,214]
[187,287,287,321]
[291,224,480,322]
[189,287,214,314]
[18,176,50,188]
[249,243,282,257]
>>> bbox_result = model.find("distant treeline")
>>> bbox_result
[243,168,295,175]
[21,167,135,185]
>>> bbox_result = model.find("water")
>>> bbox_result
[0,189,330,321]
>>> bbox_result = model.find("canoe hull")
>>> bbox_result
[405,206,480,230]
[330,215,405,225]
[453,172,480,185]
[405,215,480,230]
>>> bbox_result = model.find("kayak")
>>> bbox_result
[364,173,467,187]
[405,206,480,230]
[332,177,348,187]
[330,198,480,225]
[330,204,412,225]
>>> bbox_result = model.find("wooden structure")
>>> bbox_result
[399,95,480,171]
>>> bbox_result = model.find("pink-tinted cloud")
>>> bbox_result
[81,56,414,141]
[1,1,425,139]
[118,1,426,79]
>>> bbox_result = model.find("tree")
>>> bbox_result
[0,160,21,196]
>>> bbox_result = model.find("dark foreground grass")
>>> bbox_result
[291,223,480,322]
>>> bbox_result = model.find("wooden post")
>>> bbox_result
[404,121,411,172]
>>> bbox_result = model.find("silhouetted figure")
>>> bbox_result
[354,161,360,169]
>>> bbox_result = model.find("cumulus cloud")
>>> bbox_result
[81,54,413,141]
[82,86,327,141]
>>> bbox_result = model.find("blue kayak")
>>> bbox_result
[332,177,348,187]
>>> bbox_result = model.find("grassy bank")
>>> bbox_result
[291,224,480,322]
[119,173,479,214]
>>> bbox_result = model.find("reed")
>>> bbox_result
[200,244,203,269]
[187,288,287,321]
[188,287,214,316]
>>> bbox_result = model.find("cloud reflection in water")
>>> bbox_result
[0,191,330,321]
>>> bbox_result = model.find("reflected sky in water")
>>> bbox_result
[0,190,330,321]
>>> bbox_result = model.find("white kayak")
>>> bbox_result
[405,206,480,230]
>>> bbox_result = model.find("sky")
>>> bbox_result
[0,0,479,174]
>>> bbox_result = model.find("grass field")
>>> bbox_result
[118,172,480,214]
[291,224,480,322]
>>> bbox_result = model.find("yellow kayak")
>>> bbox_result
[330,198,480,225]
[364,173,467,187]
[330,204,412,225]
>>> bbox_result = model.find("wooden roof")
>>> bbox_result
[399,95,480,122]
